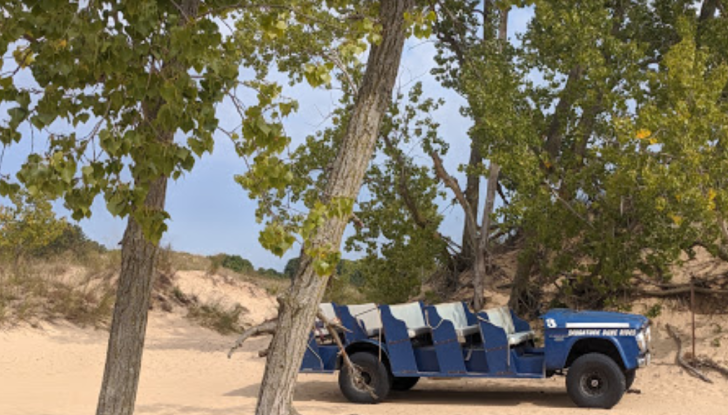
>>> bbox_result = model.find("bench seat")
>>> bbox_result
[484,306,535,346]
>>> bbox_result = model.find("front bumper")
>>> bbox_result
[638,352,651,368]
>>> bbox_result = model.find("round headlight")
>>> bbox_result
[636,331,647,352]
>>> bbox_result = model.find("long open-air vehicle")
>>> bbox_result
[300,302,651,409]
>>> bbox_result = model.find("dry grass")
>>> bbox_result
[0,247,286,333]
[0,253,117,328]
[186,300,248,335]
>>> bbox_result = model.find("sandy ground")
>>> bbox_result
[1,306,727,415]
[2,258,728,415]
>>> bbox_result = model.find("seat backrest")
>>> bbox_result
[485,307,515,334]
[390,302,426,329]
[318,303,337,321]
[348,303,381,333]
[434,302,468,329]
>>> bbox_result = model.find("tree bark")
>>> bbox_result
[508,247,537,316]
[95,176,168,415]
[460,144,481,265]
[474,162,500,310]
[253,2,412,414]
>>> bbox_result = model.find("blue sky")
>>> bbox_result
[1,8,534,272]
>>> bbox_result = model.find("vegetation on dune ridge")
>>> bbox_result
[0,195,288,331]
[1,192,727,331]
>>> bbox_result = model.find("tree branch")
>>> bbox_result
[666,324,713,383]
[543,65,584,161]
[227,319,278,358]
[430,151,478,248]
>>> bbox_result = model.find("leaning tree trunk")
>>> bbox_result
[253,1,413,414]
[95,176,168,415]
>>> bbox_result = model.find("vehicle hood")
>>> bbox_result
[541,309,648,330]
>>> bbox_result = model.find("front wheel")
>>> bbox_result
[339,352,391,404]
[566,353,626,409]
[624,369,636,390]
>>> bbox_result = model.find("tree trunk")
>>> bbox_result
[95,2,199,412]
[460,144,481,266]
[508,247,536,317]
[253,1,413,414]
[474,162,500,311]
[95,176,168,415]
[472,7,508,312]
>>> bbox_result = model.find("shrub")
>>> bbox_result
[257,267,284,279]
[0,191,68,263]
[35,224,106,258]
[221,254,254,273]
[187,301,246,335]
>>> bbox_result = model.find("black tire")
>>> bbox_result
[624,369,636,390]
[391,376,420,391]
[566,353,626,409]
[339,352,391,404]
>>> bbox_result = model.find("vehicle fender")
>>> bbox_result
[545,332,640,371]
[342,339,390,370]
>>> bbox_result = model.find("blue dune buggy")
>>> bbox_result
[300,302,651,409]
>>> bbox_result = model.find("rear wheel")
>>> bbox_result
[391,376,419,391]
[566,353,626,409]
[339,352,391,404]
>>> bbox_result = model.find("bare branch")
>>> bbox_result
[666,324,713,383]
[430,151,478,249]
[227,319,278,358]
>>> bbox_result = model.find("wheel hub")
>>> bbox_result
[354,370,372,391]
[582,371,607,396]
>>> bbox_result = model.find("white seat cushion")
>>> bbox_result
[485,306,534,346]
[348,303,381,337]
[435,302,479,342]
[456,325,481,337]
[485,307,515,334]
[407,326,431,338]
[507,331,535,346]
[390,303,429,338]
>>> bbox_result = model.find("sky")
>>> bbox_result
[0,8,535,272]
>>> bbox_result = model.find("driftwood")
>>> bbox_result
[634,273,728,298]
[227,311,377,398]
[639,286,728,297]
[692,357,728,379]
[665,324,713,383]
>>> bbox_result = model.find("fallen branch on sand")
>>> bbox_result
[666,324,723,383]
[633,272,728,298]
[691,356,728,380]
[639,286,728,297]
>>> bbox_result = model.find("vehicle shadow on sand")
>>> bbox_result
[226,379,573,409]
